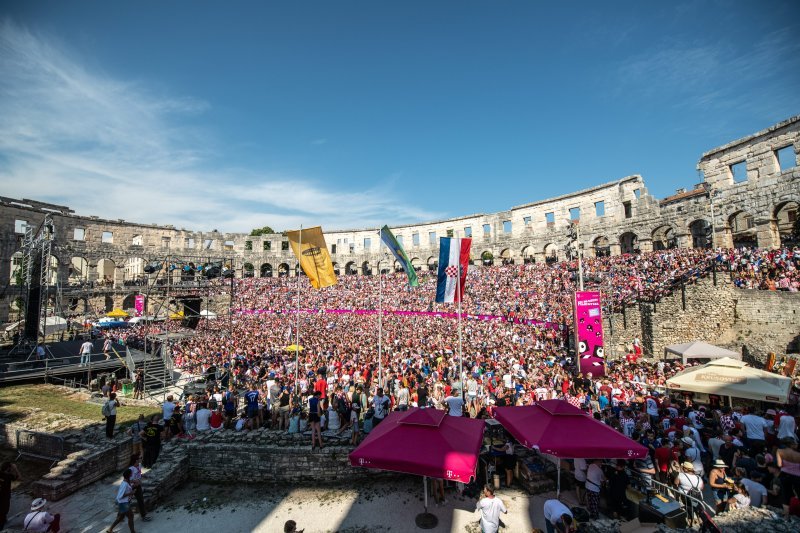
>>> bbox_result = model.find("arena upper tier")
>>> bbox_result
[1,116,798,321]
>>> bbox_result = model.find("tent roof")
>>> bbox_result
[664,341,740,360]
[666,358,792,403]
[349,408,484,482]
[494,402,648,459]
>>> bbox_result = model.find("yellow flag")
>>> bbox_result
[286,226,338,289]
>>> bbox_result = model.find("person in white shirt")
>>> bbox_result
[107,469,135,533]
[682,437,704,477]
[396,385,410,411]
[573,457,588,505]
[674,461,704,495]
[585,459,605,519]
[195,403,212,432]
[79,340,93,366]
[444,390,464,417]
[475,485,507,533]
[543,499,575,533]
[740,411,768,450]
[777,412,797,442]
[23,498,60,533]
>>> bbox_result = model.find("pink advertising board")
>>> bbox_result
[134,295,145,316]
[574,291,605,376]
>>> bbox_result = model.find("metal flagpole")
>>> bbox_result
[378,233,383,388]
[457,261,463,400]
[294,225,302,396]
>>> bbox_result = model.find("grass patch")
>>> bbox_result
[0,384,158,425]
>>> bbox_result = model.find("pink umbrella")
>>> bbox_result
[349,408,484,528]
[494,400,648,494]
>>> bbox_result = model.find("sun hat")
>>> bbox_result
[713,459,727,468]
[31,498,46,511]
[681,436,694,446]
[681,461,694,471]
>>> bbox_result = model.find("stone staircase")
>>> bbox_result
[135,355,174,395]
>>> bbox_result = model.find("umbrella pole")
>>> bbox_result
[557,461,561,498]
[424,475,428,512]
[415,476,438,529]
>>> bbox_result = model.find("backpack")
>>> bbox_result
[685,474,703,507]
[102,400,113,417]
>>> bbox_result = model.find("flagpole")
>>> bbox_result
[295,225,302,397]
[378,230,383,389]
[457,261,463,401]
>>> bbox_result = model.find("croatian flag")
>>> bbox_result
[435,237,472,303]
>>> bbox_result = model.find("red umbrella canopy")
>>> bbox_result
[349,408,485,482]
[494,400,648,459]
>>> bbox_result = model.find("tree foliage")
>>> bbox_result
[249,226,275,236]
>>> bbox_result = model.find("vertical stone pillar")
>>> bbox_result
[755,219,780,249]
[609,243,622,256]
[638,238,653,253]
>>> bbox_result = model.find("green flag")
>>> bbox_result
[379,225,419,287]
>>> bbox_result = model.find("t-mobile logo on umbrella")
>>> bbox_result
[446,470,454,478]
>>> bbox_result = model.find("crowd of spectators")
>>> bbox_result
[114,245,799,518]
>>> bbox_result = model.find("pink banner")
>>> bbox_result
[574,291,605,376]
[134,295,145,316]
[232,308,564,331]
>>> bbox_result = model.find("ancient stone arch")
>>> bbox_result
[651,225,676,251]
[361,261,372,275]
[345,261,357,275]
[260,263,273,277]
[543,243,558,264]
[243,262,255,278]
[593,236,611,257]
[773,200,799,247]
[727,211,757,248]
[521,246,534,264]
[97,258,117,287]
[618,231,639,255]
[277,263,290,277]
[68,256,90,284]
[688,219,711,249]
[426,256,438,271]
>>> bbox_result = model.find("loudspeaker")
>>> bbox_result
[181,297,202,329]
[24,253,43,340]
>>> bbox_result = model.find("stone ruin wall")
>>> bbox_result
[1,115,799,323]
[606,275,800,363]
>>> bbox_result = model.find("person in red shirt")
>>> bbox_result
[654,439,675,483]
[313,374,327,398]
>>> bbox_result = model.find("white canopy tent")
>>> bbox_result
[664,341,741,364]
[666,357,792,403]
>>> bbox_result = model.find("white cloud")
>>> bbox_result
[0,19,441,233]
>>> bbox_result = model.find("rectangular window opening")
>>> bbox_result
[523,216,531,225]
[204,239,214,250]
[396,235,404,246]
[331,244,336,254]
[595,201,605,217]
[633,188,641,200]
[776,145,797,171]
[428,231,437,244]
[545,212,555,227]
[73,228,85,241]
[245,241,253,251]
[363,237,371,250]
[569,207,580,221]
[161,236,171,248]
[102,231,113,244]
[412,233,420,246]
[464,227,472,237]
[502,220,512,233]
[623,201,632,219]
[482,224,491,235]
[185,238,195,249]
[263,241,271,251]
[14,220,27,234]
[730,161,747,183]
[281,241,289,251]
[446,229,454,238]
[223,240,235,251]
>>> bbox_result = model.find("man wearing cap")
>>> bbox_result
[543,498,575,533]
[23,498,60,532]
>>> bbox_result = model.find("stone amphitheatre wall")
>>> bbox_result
[604,275,800,362]
[1,116,799,323]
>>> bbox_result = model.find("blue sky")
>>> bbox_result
[1,1,798,232]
